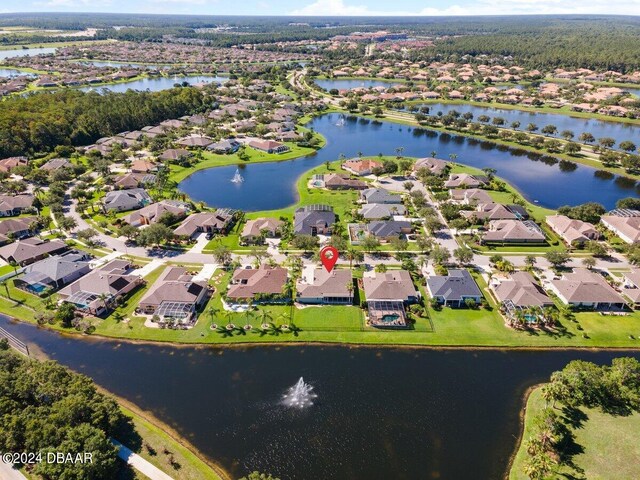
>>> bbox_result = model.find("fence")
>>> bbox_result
[0,327,30,357]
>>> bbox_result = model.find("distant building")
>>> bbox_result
[248,139,289,154]
[0,238,68,266]
[103,188,152,212]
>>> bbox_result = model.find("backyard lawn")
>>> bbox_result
[510,387,640,480]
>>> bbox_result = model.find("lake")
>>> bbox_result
[410,103,640,148]
[178,113,639,212]
[1,315,638,480]
[76,60,174,69]
[79,74,228,93]
[0,68,35,77]
[315,78,404,90]
[0,47,56,60]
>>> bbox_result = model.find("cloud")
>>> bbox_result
[290,0,640,16]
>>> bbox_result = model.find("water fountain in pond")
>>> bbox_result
[230,168,244,184]
[336,116,345,127]
[282,377,317,408]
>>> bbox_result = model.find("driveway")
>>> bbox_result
[189,232,210,254]
[0,461,27,480]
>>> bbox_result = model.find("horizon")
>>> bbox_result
[2,0,640,17]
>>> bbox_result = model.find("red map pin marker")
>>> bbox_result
[320,246,339,273]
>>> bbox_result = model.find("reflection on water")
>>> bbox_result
[1,315,639,480]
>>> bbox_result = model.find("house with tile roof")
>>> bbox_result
[226,265,289,302]
[549,269,627,310]
[426,269,482,307]
[297,267,353,304]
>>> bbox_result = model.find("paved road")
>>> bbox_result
[0,460,28,480]
[112,439,174,480]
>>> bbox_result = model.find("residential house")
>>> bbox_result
[444,173,488,189]
[622,269,640,307]
[14,251,91,293]
[0,194,35,217]
[0,238,68,266]
[248,140,289,154]
[130,160,157,173]
[367,220,412,242]
[176,135,215,149]
[0,217,36,244]
[427,269,483,307]
[137,267,209,324]
[103,188,152,212]
[600,211,640,244]
[57,259,144,316]
[240,218,283,244]
[159,148,191,162]
[360,188,402,204]
[358,203,407,220]
[41,157,72,172]
[549,268,627,310]
[296,267,353,304]
[461,203,517,223]
[482,220,546,244]
[226,265,288,302]
[208,139,241,154]
[450,189,492,205]
[114,172,156,190]
[342,158,383,176]
[363,270,419,303]
[546,215,600,246]
[122,200,189,227]
[173,210,235,238]
[0,156,28,173]
[294,205,335,236]
[491,271,553,311]
[319,173,368,190]
[413,157,448,176]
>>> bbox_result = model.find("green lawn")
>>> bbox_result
[510,387,640,480]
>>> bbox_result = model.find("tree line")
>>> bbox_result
[0,87,206,158]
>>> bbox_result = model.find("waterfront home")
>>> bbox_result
[450,188,493,205]
[342,158,383,176]
[130,159,157,173]
[102,188,152,212]
[137,266,209,325]
[248,139,290,154]
[482,220,546,244]
[294,205,335,236]
[317,173,368,190]
[546,215,600,246]
[240,218,283,244]
[367,220,412,242]
[0,194,35,217]
[296,267,353,305]
[57,259,143,316]
[14,251,91,294]
[460,203,517,223]
[360,188,402,204]
[41,157,72,172]
[491,271,553,310]
[358,203,407,220]
[363,269,419,303]
[122,200,189,227]
[413,157,448,176]
[173,210,235,238]
[549,268,627,310]
[0,156,28,173]
[600,210,640,244]
[0,238,68,266]
[444,173,488,189]
[159,148,191,162]
[426,269,483,307]
[114,172,157,190]
[176,134,215,149]
[226,265,288,302]
[621,269,640,307]
[208,139,241,154]
[0,217,36,244]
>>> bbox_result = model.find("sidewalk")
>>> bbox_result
[112,439,174,480]
[0,460,27,480]
[131,258,165,278]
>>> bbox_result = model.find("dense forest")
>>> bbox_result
[0,87,207,157]
[0,346,134,479]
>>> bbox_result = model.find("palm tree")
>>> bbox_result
[448,153,457,162]
[1,280,10,299]
[98,293,110,313]
[206,306,220,324]
[9,260,18,274]
[258,309,273,328]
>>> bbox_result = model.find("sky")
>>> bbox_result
[2,0,640,16]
